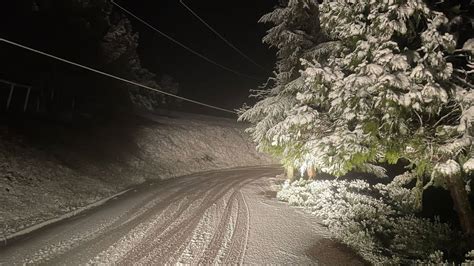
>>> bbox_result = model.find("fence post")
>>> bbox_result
[24,87,31,112]
[6,84,14,110]
[36,96,40,112]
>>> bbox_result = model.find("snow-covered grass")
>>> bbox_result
[0,112,273,239]
[277,178,461,264]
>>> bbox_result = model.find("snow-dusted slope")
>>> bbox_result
[0,111,274,239]
[131,111,275,181]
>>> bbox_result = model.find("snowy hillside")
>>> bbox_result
[0,111,274,239]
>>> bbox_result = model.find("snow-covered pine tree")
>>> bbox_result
[239,0,322,179]
[242,0,474,244]
[314,0,474,243]
[260,0,322,87]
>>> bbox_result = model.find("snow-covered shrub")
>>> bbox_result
[277,178,456,264]
[464,250,474,265]
[420,250,446,265]
[416,249,474,265]
[129,86,161,111]
[416,250,474,266]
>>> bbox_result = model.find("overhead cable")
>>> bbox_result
[111,0,263,81]
[179,0,270,73]
[0,38,237,114]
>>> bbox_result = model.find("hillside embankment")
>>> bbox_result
[0,111,274,239]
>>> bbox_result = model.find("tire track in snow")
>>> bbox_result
[214,202,238,264]
[3,168,279,265]
[177,198,224,264]
[43,175,215,264]
[119,188,215,264]
[120,175,247,265]
[88,195,188,264]
[21,215,124,265]
[166,177,260,265]
[19,183,184,265]
[198,188,239,264]
[240,190,251,265]
[83,178,222,264]
[224,190,250,264]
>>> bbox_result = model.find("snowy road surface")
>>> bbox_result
[0,166,363,265]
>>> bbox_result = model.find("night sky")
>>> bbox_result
[122,0,278,111]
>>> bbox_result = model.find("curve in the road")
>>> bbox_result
[0,166,364,266]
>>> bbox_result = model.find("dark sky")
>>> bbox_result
[122,0,278,112]
[0,0,279,116]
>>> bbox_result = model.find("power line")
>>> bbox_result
[0,38,237,114]
[110,0,263,81]
[179,0,270,73]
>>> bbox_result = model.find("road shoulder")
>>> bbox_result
[243,175,366,265]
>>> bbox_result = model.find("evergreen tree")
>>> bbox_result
[260,0,322,87]
[100,14,179,111]
[239,0,322,178]
[242,0,474,243]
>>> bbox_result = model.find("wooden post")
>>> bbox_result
[6,84,14,110]
[24,87,31,112]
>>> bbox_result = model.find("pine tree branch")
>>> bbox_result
[433,107,460,129]
[452,75,474,89]
[454,69,474,75]
[414,110,423,128]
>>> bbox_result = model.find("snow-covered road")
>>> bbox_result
[0,166,363,265]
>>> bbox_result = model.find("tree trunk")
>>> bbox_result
[413,176,424,212]
[446,174,474,248]
[307,166,316,180]
[286,165,295,182]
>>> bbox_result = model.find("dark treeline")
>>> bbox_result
[0,0,176,122]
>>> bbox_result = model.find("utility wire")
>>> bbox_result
[0,38,237,114]
[111,0,263,81]
[179,0,270,73]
